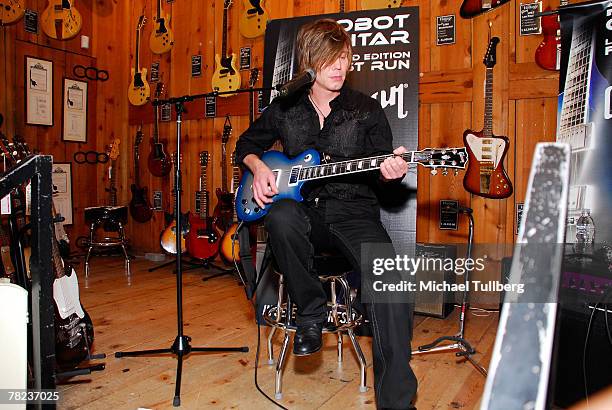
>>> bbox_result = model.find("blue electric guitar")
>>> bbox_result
[235,147,468,222]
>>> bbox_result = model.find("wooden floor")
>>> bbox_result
[58,256,499,410]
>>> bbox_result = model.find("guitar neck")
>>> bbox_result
[135,29,141,71]
[153,107,160,142]
[110,159,117,206]
[231,163,240,194]
[298,151,443,182]
[483,67,493,138]
[157,0,162,17]
[200,164,209,218]
[222,6,228,58]
[340,0,345,12]
[221,143,228,191]
[134,145,141,186]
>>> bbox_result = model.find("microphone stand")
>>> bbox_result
[411,205,488,377]
[114,85,275,407]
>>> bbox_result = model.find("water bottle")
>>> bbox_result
[575,209,595,253]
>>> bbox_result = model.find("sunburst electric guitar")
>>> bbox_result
[239,0,268,38]
[41,0,82,40]
[0,1,25,26]
[212,0,241,96]
[150,0,174,54]
[462,37,512,199]
[128,15,150,106]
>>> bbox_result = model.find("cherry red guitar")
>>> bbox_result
[459,0,510,19]
[535,1,568,71]
[213,119,234,231]
[186,152,219,260]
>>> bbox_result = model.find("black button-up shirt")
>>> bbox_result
[235,85,395,223]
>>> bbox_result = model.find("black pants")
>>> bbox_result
[265,199,417,409]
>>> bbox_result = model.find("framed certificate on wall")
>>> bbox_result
[52,162,74,225]
[25,56,53,126]
[62,78,88,142]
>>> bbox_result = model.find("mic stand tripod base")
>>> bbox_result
[411,336,488,377]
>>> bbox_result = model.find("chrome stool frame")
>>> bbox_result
[84,218,131,279]
[263,269,368,400]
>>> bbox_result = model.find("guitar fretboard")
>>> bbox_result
[293,151,457,182]
[484,68,493,138]
[222,5,229,58]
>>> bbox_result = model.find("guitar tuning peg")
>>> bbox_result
[442,168,448,176]
[430,168,438,176]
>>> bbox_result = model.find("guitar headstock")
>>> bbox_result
[200,151,209,167]
[12,135,31,159]
[415,147,468,175]
[249,68,259,88]
[222,117,232,144]
[108,138,121,161]
[224,0,233,9]
[135,124,144,147]
[483,37,500,68]
[136,14,147,32]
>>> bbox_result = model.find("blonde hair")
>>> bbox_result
[296,19,352,73]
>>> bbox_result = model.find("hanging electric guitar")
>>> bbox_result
[236,147,468,222]
[128,15,150,106]
[361,0,402,9]
[212,120,234,231]
[186,152,219,260]
[212,0,241,96]
[239,0,268,38]
[129,125,153,223]
[160,153,189,254]
[41,0,82,40]
[147,83,171,177]
[463,37,512,199]
[459,0,511,19]
[220,70,258,262]
[0,0,25,26]
[150,0,174,54]
[535,0,569,71]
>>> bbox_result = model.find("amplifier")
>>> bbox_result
[414,243,457,319]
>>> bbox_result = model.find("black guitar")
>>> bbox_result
[129,125,153,222]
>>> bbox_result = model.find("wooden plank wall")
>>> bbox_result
[1,0,561,253]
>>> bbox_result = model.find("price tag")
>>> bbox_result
[150,61,160,83]
[439,200,459,230]
[240,47,252,70]
[205,95,216,118]
[520,2,542,36]
[160,103,172,121]
[153,191,163,211]
[191,55,202,77]
[436,15,455,46]
[24,10,38,34]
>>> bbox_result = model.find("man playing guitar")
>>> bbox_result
[236,19,416,410]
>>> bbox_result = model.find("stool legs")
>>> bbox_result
[84,220,131,279]
[267,275,284,365]
[339,276,368,393]
[330,280,344,363]
[275,295,293,400]
[84,222,96,279]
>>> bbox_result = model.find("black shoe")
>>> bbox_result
[293,322,323,356]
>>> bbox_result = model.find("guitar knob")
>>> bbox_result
[504,185,508,189]
[244,208,251,214]
[496,185,500,189]
[254,207,260,213]
[430,169,438,176]
[242,199,247,205]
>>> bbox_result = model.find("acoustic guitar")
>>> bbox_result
[129,125,153,223]
[0,0,25,26]
[212,0,241,96]
[186,152,219,260]
[128,15,150,106]
[535,1,568,71]
[150,0,174,54]
[462,37,513,199]
[147,83,172,177]
[459,0,510,19]
[239,0,268,38]
[41,0,82,40]
[160,153,189,254]
[361,0,402,9]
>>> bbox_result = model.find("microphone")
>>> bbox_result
[277,69,316,97]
